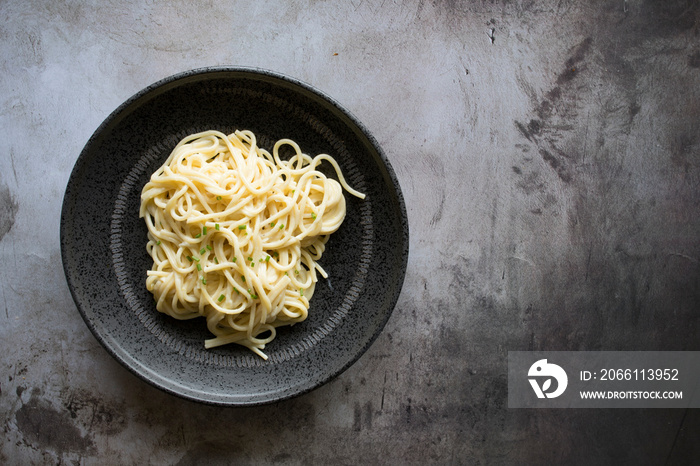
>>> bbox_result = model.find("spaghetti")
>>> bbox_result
[139,130,364,359]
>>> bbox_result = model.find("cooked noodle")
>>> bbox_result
[139,130,364,359]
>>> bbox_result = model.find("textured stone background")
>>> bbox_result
[1,0,699,464]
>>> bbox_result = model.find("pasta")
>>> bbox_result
[139,130,365,359]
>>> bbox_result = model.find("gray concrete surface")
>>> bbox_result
[1,0,699,464]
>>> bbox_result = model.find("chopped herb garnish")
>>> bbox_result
[218,294,225,302]
[250,262,255,267]
[248,289,258,299]
[156,240,161,245]
[279,224,284,229]
[195,233,201,238]
[215,223,220,231]
[186,256,193,262]
[200,276,207,285]
[265,255,271,262]
[238,225,246,230]
[216,196,222,200]
[270,222,276,228]
[192,256,199,262]
[232,257,237,262]
[300,288,304,297]
[206,245,212,251]
[214,257,219,264]
[203,227,207,235]
[241,276,246,282]
[311,213,317,220]
[200,248,207,255]
[248,257,253,262]
[197,264,202,271]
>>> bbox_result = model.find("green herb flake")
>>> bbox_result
[206,245,212,251]
[300,288,304,297]
[218,294,225,302]
[156,240,161,245]
[201,277,207,285]
[187,256,193,262]
[195,233,201,238]
[238,225,246,230]
[270,222,276,228]
[203,227,207,235]
[214,257,219,264]
[265,255,271,262]
[200,248,207,255]
[311,213,317,220]
[216,196,222,200]
[197,263,202,271]
[215,223,220,231]
[279,224,284,229]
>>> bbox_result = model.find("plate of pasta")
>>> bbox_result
[61,67,408,405]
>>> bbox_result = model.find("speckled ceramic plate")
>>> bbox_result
[60,67,408,406]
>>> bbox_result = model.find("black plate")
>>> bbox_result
[60,67,408,406]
